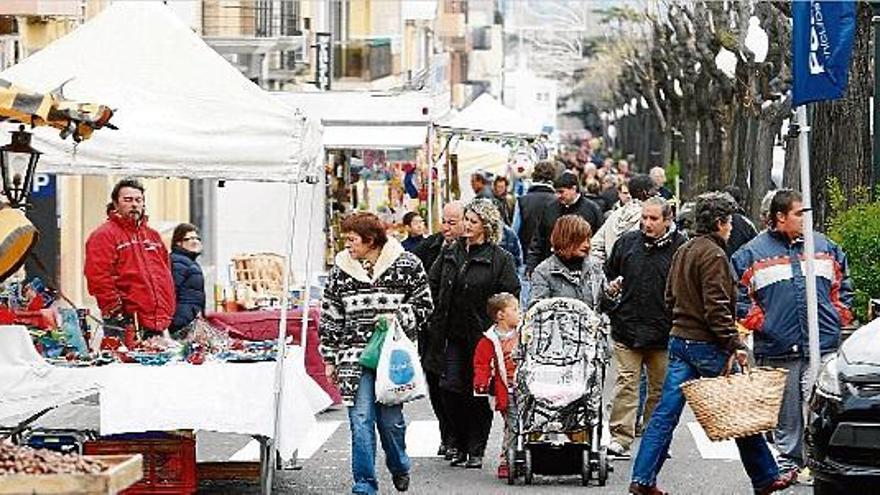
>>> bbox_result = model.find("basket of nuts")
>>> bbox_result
[0,441,142,494]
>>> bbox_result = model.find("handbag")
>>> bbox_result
[358,316,389,369]
[681,355,788,441]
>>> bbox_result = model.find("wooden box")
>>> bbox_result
[0,454,143,495]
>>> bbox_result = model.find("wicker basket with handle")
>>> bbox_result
[681,357,789,442]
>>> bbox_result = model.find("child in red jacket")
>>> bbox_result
[473,292,520,479]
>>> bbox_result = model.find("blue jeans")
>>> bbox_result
[348,369,411,495]
[631,337,779,490]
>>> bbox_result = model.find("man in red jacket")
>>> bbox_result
[84,178,175,337]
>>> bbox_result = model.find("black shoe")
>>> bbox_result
[437,444,447,456]
[465,456,483,469]
[392,473,410,492]
[449,451,467,466]
[444,447,459,461]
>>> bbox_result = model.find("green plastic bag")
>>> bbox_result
[358,317,389,369]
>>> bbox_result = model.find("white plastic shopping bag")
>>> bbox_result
[375,318,427,406]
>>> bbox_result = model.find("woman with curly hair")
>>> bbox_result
[425,199,520,469]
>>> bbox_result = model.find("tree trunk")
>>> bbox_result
[748,117,782,221]
[808,3,872,230]
[699,116,721,192]
[782,119,801,191]
[680,118,699,198]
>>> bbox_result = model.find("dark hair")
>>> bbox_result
[111,178,145,202]
[550,214,592,258]
[494,175,509,187]
[532,160,558,184]
[553,171,580,191]
[722,185,744,207]
[172,223,199,246]
[628,174,655,201]
[402,211,421,228]
[694,192,737,235]
[105,202,115,216]
[341,212,388,248]
[486,292,518,320]
[769,189,803,228]
[471,171,489,185]
[584,178,601,195]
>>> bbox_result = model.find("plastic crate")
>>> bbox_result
[83,432,197,494]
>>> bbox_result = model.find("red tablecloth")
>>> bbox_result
[205,308,341,405]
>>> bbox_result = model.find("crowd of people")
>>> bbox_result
[319,154,854,495]
[84,178,207,342]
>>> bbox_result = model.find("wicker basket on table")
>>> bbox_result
[681,357,788,442]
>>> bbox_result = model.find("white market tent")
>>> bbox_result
[437,93,544,138]
[0,2,322,181]
[0,2,324,489]
[274,90,436,150]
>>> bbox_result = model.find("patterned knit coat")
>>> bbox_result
[319,238,433,406]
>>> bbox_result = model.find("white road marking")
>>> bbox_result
[405,420,442,457]
[299,420,343,459]
[687,422,778,460]
[230,439,261,462]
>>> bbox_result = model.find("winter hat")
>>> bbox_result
[464,198,503,245]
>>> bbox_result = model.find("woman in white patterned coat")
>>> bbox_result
[320,212,433,495]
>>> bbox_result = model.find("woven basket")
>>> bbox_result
[681,361,789,442]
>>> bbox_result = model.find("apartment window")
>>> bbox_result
[255,0,273,37]
[280,0,300,36]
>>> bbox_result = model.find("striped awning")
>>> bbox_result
[0,79,114,142]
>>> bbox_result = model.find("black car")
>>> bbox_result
[806,319,880,494]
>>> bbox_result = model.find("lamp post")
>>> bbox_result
[0,125,41,210]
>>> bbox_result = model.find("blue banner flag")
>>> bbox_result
[792,0,857,107]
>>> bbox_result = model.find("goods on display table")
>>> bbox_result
[0,441,142,494]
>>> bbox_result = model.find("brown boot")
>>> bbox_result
[629,481,668,495]
[754,469,798,495]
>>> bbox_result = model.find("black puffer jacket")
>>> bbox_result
[170,247,206,331]
[423,240,520,374]
[604,227,686,349]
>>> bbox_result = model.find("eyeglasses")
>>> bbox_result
[183,236,201,242]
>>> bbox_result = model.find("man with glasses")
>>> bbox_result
[85,178,175,340]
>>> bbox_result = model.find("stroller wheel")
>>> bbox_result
[506,446,517,485]
[597,445,609,486]
[580,447,591,486]
[524,447,533,485]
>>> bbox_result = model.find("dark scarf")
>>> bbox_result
[644,223,678,251]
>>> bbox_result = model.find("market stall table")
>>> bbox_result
[0,326,331,461]
[205,307,341,404]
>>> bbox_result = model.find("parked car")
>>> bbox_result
[805,318,880,494]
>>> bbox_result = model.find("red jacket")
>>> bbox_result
[84,213,175,331]
[473,327,517,412]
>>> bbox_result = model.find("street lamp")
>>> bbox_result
[0,125,41,209]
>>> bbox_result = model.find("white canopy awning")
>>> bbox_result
[438,93,543,137]
[273,90,439,150]
[323,126,427,150]
[0,2,322,182]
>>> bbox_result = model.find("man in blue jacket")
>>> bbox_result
[731,189,854,479]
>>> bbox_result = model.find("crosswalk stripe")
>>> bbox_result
[299,420,343,459]
[686,422,779,460]
[405,420,442,457]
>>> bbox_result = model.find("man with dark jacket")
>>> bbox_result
[722,186,758,258]
[630,193,795,495]
[513,160,558,254]
[412,200,464,459]
[526,171,603,273]
[605,197,686,459]
[85,178,175,337]
[731,189,853,478]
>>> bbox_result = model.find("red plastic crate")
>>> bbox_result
[84,433,197,494]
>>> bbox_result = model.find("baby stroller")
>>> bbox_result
[507,297,611,486]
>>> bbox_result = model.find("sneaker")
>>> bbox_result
[437,444,447,457]
[607,440,632,460]
[629,482,668,495]
[449,451,467,467]
[392,473,410,492]
[754,469,797,495]
[465,455,483,469]
[497,461,509,479]
[444,447,458,461]
[796,467,814,486]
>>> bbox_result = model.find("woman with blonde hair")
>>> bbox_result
[529,214,618,308]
